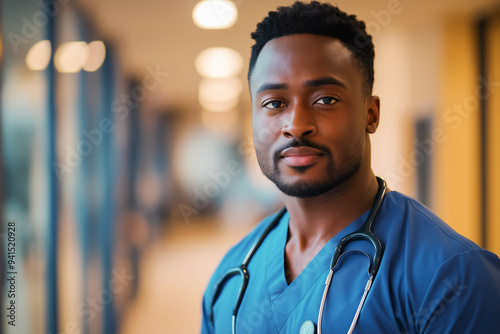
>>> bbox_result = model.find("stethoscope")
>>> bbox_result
[209,177,387,334]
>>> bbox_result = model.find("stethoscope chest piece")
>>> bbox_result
[300,320,316,334]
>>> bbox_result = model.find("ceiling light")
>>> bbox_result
[26,40,52,71]
[192,0,238,29]
[195,47,243,78]
[54,41,88,73]
[83,41,106,72]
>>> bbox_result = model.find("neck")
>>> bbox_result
[283,170,379,251]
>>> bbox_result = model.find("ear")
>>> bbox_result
[365,96,380,134]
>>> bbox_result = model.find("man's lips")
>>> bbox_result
[280,147,324,167]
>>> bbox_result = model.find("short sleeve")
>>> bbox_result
[415,249,500,334]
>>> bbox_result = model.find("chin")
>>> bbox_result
[275,180,335,198]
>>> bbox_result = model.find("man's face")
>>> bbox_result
[250,34,377,198]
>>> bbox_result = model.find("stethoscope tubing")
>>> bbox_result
[209,208,286,326]
[330,177,386,277]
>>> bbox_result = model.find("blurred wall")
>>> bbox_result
[434,11,500,254]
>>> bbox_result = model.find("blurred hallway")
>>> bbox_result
[118,219,252,334]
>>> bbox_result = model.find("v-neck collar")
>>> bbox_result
[264,209,371,331]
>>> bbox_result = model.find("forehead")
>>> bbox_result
[250,34,362,95]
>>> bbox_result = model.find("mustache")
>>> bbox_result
[273,138,332,162]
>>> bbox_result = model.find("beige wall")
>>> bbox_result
[434,16,482,245]
[434,13,500,255]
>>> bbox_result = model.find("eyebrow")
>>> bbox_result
[255,76,347,96]
[304,76,347,90]
[255,83,288,95]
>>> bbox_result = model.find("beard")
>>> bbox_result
[255,136,364,198]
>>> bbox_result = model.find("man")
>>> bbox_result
[201,2,500,333]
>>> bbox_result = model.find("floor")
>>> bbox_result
[118,218,253,334]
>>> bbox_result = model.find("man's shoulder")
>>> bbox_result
[380,191,500,320]
[380,191,500,282]
[382,191,483,253]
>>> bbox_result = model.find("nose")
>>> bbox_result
[281,104,317,139]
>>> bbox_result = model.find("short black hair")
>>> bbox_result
[248,1,375,96]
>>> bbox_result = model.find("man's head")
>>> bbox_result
[249,2,380,198]
[248,1,375,97]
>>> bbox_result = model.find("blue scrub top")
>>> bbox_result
[201,192,500,333]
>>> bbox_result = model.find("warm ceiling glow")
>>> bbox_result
[200,97,239,112]
[192,0,238,29]
[199,77,242,112]
[54,41,88,73]
[195,47,243,78]
[26,40,52,71]
[199,77,242,101]
[83,41,106,72]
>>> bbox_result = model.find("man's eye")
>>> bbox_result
[315,97,337,105]
[264,100,285,109]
